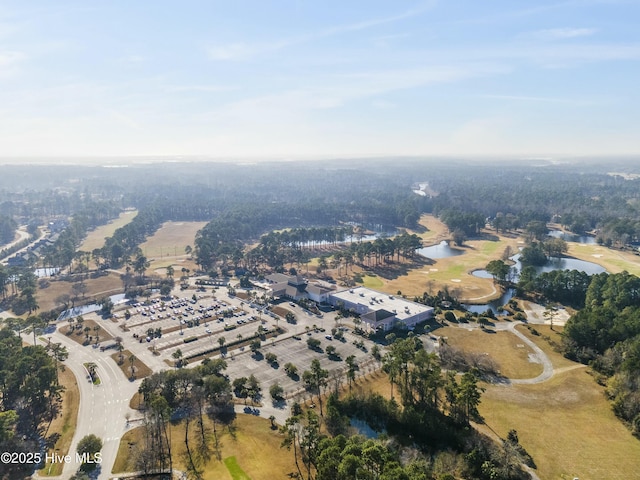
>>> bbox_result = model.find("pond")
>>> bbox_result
[465,253,606,313]
[417,240,465,259]
[350,418,386,438]
[548,230,596,244]
[56,293,128,322]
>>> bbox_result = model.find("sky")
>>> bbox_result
[0,0,639,160]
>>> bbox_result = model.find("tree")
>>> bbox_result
[172,349,185,368]
[265,352,278,365]
[303,359,329,416]
[345,355,359,391]
[270,382,285,402]
[76,434,103,470]
[128,354,137,379]
[284,362,298,378]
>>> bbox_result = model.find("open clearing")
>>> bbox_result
[36,271,123,314]
[374,216,521,301]
[478,325,640,480]
[139,221,206,271]
[39,366,79,477]
[114,414,296,480]
[78,210,137,253]
[436,325,544,379]
[567,242,640,276]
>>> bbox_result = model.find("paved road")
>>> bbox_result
[30,329,141,480]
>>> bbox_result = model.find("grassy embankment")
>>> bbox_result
[38,366,80,476]
[113,414,296,480]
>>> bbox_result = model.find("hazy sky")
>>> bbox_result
[0,1,639,159]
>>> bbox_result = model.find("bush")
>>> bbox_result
[183,336,198,343]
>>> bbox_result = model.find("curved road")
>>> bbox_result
[30,330,140,480]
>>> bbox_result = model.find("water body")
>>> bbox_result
[56,293,128,322]
[418,241,464,259]
[350,418,385,438]
[548,230,596,245]
[465,254,605,313]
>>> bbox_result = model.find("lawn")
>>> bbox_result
[36,271,123,313]
[139,221,207,271]
[38,367,79,476]
[480,367,640,480]
[361,274,384,289]
[78,210,137,253]
[379,218,520,302]
[224,456,251,480]
[477,325,640,480]
[436,325,544,379]
[567,242,640,276]
[113,414,297,480]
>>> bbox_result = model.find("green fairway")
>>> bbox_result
[224,456,252,480]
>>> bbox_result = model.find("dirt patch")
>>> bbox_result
[59,318,114,346]
[110,349,152,380]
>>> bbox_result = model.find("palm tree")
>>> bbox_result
[128,354,137,379]
[166,265,174,279]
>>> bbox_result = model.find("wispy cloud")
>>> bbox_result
[479,93,598,106]
[0,50,25,77]
[164,84,238,93]
[528,27,598,40]
[207,1,436,61]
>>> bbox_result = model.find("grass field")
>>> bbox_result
[36,271,123,314]
[477,326,640,479]
[224,456,251,480]
[437,325,544,379]
[378,219,520,301]
[567,242,640,276]
[38,367,79,476]
[79,210,137,253]
[113,414,296,480]
[139,221,206,272]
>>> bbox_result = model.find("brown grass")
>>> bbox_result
[79,210,138,253]
[110,349,153,380]
[36,271,124,313]
[59,318,114,345]
[344,215,522,302]
[113,414,297,480]
[437,325,544,379]
[139,221,206,272]
[38,366,80,476]
[480,367,640,480]
[476,324,640,479]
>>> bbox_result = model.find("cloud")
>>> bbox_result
[207,1,436,61]
[528,27,598,40]
[0,50,25,77]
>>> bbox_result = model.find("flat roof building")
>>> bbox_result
[329,286,433,333]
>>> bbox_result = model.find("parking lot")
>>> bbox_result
[79,284,384,407]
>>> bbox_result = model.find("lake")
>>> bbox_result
[418,241,465,259]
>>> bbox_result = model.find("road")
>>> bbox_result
[30,328,141,480]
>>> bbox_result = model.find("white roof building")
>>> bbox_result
[329,286,433,333]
